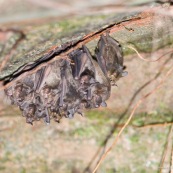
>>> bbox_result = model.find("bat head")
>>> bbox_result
[108,64,128,85]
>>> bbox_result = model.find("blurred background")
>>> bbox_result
[0,0,154,24]
[0,0,173,173]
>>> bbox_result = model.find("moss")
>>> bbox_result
[19,168,26,173]
[131,110,173,127]
[1,109,172,173]
[130,134,140,143]
[86,109,119,123]
[70,124,108,141]
[71,126,94,137]
[105,168,117,173]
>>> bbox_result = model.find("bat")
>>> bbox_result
[4,34,128,125]
[69,45,95,80]
[95,33,128,84]
[21,102,36,125]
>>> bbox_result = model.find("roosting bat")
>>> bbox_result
[5,33,128,125]
[95,33,128,85]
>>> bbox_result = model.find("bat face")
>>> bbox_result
[4,34,127,125]
[95,33,128,85]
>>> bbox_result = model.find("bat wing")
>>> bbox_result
[104,33,124,66]
[95,36,108,75]
[95,33,127,80]
[34,65,51,92]
[69,46,95,79]
[59,66,68,107]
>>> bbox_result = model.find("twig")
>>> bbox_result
[171,142,173,173]
[92,62,173,173]
[109,122,173,129]
[135,122,173,128]
[127,45,173,62]
[159,125,173,173]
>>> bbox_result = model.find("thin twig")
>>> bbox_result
[127,45,173,62]
[92,63,173,173]
[171,141,173,173]
[109,122,173,129]
[159,125,173,173]
[135,122,173,128]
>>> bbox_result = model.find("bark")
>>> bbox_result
[0,4,172,80]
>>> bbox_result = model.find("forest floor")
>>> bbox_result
[0,101,172,173]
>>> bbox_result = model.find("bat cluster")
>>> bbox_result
[5,33,128,125]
